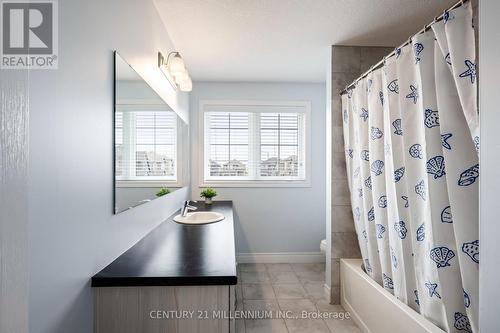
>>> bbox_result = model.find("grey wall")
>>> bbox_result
[190,82,326,254]
[479,1,500,331]
[1,72,29,332]
[327,45,393,303]
[28,0,189,332]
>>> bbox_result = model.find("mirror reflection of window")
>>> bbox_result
[115,109,177,181]
[113,52,189,214]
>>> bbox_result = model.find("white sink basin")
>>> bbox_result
[173,211,225,225]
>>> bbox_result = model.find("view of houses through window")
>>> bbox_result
[204,109,306,182]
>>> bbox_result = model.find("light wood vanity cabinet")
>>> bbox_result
[92,202,238,333]
[94,285,236,333]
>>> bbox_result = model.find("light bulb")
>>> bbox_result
[168,53,185,76]
[179,76,192,92]
[174,69,189,84]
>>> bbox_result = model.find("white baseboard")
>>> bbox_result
[323,283,331,302]
[236,252,325,263]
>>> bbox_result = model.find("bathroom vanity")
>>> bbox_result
[92,201,237,333]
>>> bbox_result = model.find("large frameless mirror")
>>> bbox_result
[114,52,189,214]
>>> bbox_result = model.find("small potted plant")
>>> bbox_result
[155,187,171,197]
[200,187,217,205]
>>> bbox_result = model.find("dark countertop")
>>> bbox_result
[91,201,237,287]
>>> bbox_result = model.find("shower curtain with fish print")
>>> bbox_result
[341,3,478,333]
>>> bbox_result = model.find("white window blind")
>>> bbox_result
[115,110,177,181]
[203,102,308,184]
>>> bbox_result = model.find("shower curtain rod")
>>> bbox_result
[339,0,469,96]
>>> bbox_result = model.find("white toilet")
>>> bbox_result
[320,239,326,254]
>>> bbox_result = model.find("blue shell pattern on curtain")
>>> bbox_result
[352,79,384,283]
[382,59,419,306]
[424,109,440,128]
[426,156,446,179]
[361,149,370,161]
[394,221,408,239]
[409,144,423,159]
[430,246,456,268]
[371,160,384,176]
[367,71,394,293]
[383,274,394,289]
[340,5,479,330]
[431,5,479,331]
[388,79,399,93]
[461,240,479,264]
[398,42,450,328]
[394,167,405,182]
[415,180,426,200]
[454,312,472,333]
[441,206,453,223]
[376,224,386,239]
[342,92,372,283]
[416,224,425,241]
[457,164,479,186]
[367,207,375,222]
[378,195,387,208]
[392,119,403,135]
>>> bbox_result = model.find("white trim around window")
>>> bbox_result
[198,100,312,188]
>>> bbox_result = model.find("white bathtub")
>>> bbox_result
[340,259,445,333]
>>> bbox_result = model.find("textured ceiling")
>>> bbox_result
[154,0,457,82]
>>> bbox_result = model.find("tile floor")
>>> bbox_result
[235,263,361,333]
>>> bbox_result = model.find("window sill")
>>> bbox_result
[199,180,311,188]
[116,181,182,188]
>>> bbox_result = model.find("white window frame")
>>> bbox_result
[199,100,311,188]
[115,102,182,188]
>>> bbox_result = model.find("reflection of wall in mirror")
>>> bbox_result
[115,187,181,212]
[114,73,185,213]
[116,80,167,104]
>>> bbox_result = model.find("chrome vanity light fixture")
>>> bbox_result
[158,51,193,92]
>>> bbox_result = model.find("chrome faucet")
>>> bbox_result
[181,200,197,217]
